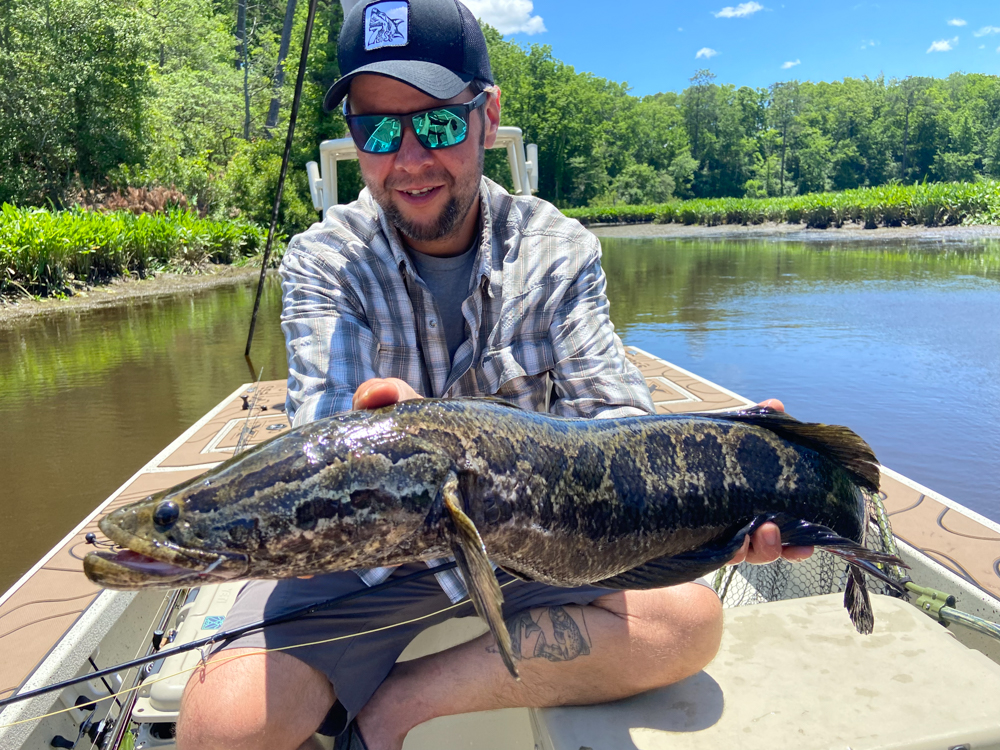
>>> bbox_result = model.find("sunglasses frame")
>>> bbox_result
[343,91,490,155]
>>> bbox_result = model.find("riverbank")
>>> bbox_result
[0,265,266,328]
[590,222,1000,243]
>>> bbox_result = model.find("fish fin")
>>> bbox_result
[770,515,908,595]
[593,525,753,590]
[845,567,874,635]
[441,472,519,680]
[497,565,536,582]
[699,406,881,494]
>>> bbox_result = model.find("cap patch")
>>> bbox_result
[364,1,409,51]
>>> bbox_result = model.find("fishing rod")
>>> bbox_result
[0,561,457,711]
[245,0,320,357]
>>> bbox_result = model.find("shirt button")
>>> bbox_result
[429,320,437,328]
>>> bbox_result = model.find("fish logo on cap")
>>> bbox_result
[365,1,409,50]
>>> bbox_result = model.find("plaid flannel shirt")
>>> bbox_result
[280,177,655,602]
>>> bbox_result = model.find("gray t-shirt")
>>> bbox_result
[407,243,478,364]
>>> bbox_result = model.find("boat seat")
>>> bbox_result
[531,592,1000,750]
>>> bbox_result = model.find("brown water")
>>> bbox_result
[1,239,999,593]
[0,275,288,593]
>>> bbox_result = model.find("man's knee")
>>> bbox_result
[596,582,723,685]
[177,648,335,750]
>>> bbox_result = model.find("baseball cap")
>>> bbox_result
[323,0,494,112]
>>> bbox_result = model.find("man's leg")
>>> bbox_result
[176,647,335,750]
[357,581,723,750]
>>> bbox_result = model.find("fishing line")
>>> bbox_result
[0,562,458,712]
[0,576,517,730]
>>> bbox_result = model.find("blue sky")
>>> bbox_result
[464,0,1000,96]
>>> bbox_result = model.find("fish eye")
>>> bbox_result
[153,501,180,530]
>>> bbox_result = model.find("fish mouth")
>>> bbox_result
[83,511,250,590]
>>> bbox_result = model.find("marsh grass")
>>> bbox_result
[0,205,267,298]
[564,181,1000,229]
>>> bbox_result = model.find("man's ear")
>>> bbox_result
[482,86,501,149]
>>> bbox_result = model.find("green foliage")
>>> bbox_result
[4,0,1000,229]
[604,162,675,206]
[0,205,266,297]
[0,0,154,205]
[563,180,1000,229]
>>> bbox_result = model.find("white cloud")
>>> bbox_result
[463,0,545,35]
[974,26,1000,36]
[860,38,879,49]
[713,2,764,18]
[696,47,719,59]
[927,37,958,53]
[947,18,967,26]
[781,59,801,69]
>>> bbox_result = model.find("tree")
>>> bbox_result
[768,81,801,195]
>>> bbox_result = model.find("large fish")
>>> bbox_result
[84,399,906,679]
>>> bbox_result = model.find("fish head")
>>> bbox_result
[84,408,458,589]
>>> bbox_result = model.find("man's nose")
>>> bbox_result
[393,125,435,171]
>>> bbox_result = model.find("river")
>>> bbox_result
[1,237,998,592]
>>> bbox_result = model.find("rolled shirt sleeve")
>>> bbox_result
[280,243,381,427]
[548,234,655,420]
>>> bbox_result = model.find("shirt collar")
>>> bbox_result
[371,178,499,290]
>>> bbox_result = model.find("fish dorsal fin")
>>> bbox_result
[697,406,880,493]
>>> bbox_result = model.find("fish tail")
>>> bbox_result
[844,567,874,635]
[770,515,908,632]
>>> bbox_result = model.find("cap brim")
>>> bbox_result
[323,60,474,112]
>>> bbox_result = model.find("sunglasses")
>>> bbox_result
[344,91,489,154]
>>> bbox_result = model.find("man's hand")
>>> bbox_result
[352,378,422,410]
[727,397,813,566]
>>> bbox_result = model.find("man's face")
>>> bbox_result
[348,75,500,249]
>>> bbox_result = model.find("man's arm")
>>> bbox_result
[546,236,654,419]
[280,244,385,425]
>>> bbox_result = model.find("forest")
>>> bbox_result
[3,0,1000,233]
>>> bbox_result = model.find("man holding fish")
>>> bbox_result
[177,1,809,748]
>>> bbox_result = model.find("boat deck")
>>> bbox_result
[2,347,999,704]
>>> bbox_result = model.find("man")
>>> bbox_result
[177,2,809,748]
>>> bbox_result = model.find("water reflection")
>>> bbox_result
[0,275,288,592]
[1,240,999,592]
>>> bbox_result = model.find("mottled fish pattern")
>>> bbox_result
[85,398,906,678]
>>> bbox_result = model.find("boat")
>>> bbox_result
[2,135,1000,750]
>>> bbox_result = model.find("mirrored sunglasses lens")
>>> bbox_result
[351,116,401,153]
[413,107,468,149]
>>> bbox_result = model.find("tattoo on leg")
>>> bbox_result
[488,606,592,662]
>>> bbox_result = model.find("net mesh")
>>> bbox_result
[712,490,908,607]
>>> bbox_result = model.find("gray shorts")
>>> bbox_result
[212,564,613,734]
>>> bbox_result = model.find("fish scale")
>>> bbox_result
[85,397,907,679]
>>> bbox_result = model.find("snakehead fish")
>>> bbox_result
[84,398,906,679]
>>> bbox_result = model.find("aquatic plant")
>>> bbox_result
[564,181,1000,230]
[0,205,267,298]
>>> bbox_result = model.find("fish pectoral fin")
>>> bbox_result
[441,472,519,681]
[593,529,750,590]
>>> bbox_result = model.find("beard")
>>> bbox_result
[364,133,485,244]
